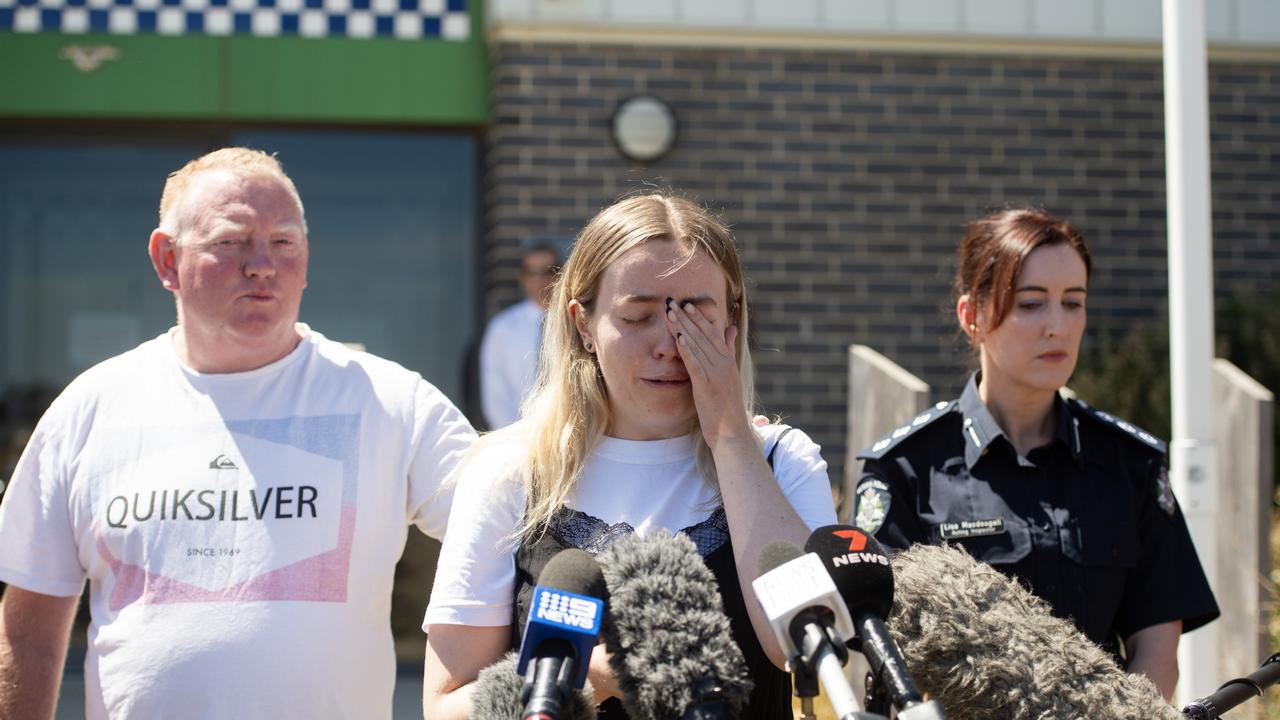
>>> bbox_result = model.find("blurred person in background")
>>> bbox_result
[479,243,561,429]
[853,207,1218,700]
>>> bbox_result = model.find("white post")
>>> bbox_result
[1162,0,1220,705]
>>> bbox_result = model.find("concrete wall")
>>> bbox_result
[1212,358,1275,712]
[844,345,930,518]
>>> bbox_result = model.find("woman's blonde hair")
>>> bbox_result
[500,192,757,539]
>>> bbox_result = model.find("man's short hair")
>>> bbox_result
[158,147,306,239]
[522,241,563,266]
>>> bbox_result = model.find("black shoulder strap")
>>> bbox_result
[855,400,958,460]
[766,426,796,469]
[1066,398,1167,454]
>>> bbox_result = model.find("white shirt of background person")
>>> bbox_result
[479,246,559,428]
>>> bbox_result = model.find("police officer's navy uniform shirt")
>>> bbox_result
[854,374,1219,659]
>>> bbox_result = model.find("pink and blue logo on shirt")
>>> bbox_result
[92,414,360,609]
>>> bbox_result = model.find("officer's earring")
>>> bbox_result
[584,340,594,352]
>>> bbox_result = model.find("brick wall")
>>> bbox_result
[483,42,1280,478]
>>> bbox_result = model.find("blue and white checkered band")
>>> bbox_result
[0,0,468,40]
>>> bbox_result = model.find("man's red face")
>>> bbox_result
[169,170,309,360]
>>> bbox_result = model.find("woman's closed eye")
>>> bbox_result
[1016,297,1084,312]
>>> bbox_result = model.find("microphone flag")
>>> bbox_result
[516,583,605,689]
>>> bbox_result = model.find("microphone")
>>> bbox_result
[886,542,1183,720]
[803,525,944,719]
[515,548,608,720]
[597,531,753,720]
[752,541,870,719]
[471,651,596,720]
[1183,652,1280,719]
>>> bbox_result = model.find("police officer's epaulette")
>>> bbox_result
[1066,398,1167,455]
[855,400,959,460]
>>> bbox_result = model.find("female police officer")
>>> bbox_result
[853,207,1218,700]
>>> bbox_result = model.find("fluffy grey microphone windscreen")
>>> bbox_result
[470,651,597,720]
[887,543,1183,720]
[757,540,805,575]
[598,531,754,720]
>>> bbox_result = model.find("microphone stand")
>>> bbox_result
[854,615,947,720]
[1183,652,1280,719]
[790,621,889,720]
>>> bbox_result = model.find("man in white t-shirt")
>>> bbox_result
[0,148,476,720]
[478,244,560,429]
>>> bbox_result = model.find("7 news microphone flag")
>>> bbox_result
[804,525,945,720]
[753,540,869,719]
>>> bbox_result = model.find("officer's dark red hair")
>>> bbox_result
[953,207,1092,337]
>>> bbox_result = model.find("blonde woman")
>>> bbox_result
[422,194,838,718]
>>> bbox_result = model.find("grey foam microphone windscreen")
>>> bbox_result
[757,540,805,575]
[598,531,754,720]
[887,543,1183,720]
[470,651,597,720]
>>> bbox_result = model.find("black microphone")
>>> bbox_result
[597,531,753,720]
[1183,652,1280,719]
[471,651,597,720]
[804,525,945,720]
[887,542,1183,720]
[515,549,608,720]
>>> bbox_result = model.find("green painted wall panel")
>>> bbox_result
[224,35,487,124]
[1,3,486,123]
[0,33,221,118]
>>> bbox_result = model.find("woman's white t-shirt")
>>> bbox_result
[424,425,838,628]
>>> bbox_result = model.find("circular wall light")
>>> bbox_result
[610,95,678,164]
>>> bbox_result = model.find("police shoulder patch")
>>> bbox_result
[853,478,892,535]
[855,400,958,460]
[1066,398,1167,454]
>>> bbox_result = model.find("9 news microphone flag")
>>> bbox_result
[516,549,607,720]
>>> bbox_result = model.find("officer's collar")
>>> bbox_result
[957,373,1003,469]
[958,373,1083,469]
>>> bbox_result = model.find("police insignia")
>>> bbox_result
[853,479,892,534]
[1156,468,1176,516]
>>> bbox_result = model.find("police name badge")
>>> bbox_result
[1156,467,1177,517]
[938,518,1006,540]
[853,478,892,535]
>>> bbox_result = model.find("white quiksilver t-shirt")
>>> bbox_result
[0,325,475,719]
